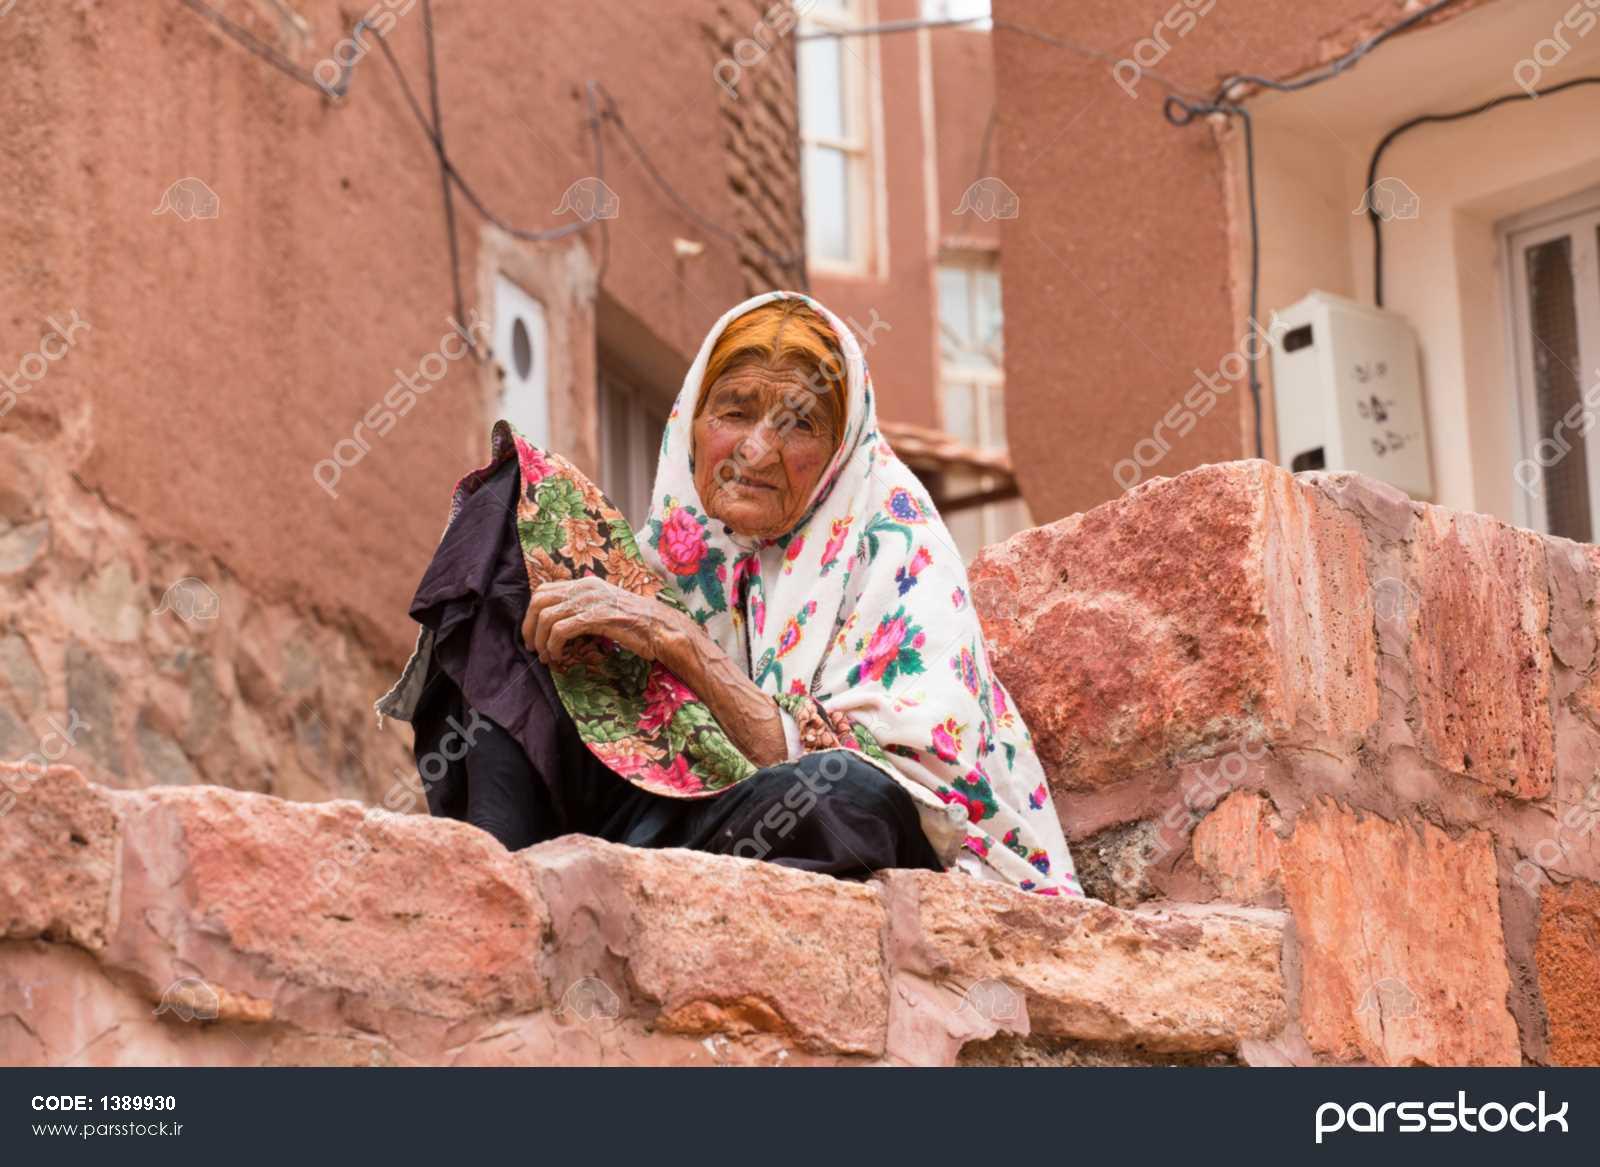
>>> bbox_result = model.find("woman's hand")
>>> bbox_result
[522,577,687,666]
[522,576,789,767]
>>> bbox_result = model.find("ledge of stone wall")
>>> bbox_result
[0,766,1285,1067]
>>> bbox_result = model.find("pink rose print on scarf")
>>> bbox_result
[1027,781,1048,811]
[647,498,728,617]
[638,667,696,733]
[660,506,707,574]
[516,443,554,488]
[939,766,999,823]
[930,716,964,764]
[782,534,806,573]
[644,754,702,794]
[894,546,932,596]
[952,585,968,610]
[819,514,854,575]
[847,605,927,688]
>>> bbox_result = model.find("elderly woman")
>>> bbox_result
[377,293,1081,896]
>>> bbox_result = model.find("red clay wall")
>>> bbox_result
[0,0,801,667]
[0,0,803,801]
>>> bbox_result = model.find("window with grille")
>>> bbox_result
[1507,195,1600,542]
[936,256,1030,560]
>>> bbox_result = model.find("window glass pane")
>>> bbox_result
[804,145,851,261]
[984,383,1007,450]
[937,265,971,345]
[922,0,991,21]
[1525,235,1592,542]
[798,37,846,140]
[976,266,1004,362]
[941,382,978,445]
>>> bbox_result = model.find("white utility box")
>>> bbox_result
[1268,290,1434,499]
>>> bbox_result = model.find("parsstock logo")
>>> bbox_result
[1315,1091,1568,1143]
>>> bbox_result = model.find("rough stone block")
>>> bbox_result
[1534,878,1600,1066]
[1407,507,1552,799]
[969,462,1377,792]
[879,867,1287,1052]
[0,765,118,950]
[1280,799,1520,1065]
[525,835,889,1057]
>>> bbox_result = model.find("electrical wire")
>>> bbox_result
[1161,0,1472,460]
[1366,75,1600,306]
[1211,0,1466,101]
[177,0,359,97]
[177,0,789,280]
[370,32,594,246]
[418,0,480,361]
[590,82,807,288]
[800,12,1210,104]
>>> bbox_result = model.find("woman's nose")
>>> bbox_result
[738,423,782,468]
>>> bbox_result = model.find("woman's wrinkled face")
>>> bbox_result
[692,359,840,540]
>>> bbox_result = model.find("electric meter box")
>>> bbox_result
[1268,290,1434,500]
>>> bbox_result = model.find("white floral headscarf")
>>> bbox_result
[640,291,1081,896]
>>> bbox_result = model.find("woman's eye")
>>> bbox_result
[794,418,815,433]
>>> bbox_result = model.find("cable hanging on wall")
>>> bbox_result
[175,0,806,335]
[1161,0,1470,459]
[1365,75,1600,307]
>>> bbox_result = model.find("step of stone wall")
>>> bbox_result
[0,765,1284,1067]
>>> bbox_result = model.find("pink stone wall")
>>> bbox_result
[971,460,1600,1065]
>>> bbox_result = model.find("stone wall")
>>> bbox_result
[1,766,1284,1066]
[969,460,1600,1066]
[3,461,1596,1065]
[0,411,414,807]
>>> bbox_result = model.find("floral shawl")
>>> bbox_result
[638,291,1081,897]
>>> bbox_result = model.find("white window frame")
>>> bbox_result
[936,254,1027,555]
[799,0,884,277]
[1503,188,1600,536]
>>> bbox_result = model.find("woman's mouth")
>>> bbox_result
[731,476,778,492]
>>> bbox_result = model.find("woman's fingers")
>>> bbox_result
[543,610,590,665]
[524,578,666,665]
[524,581,580,652]
[531,596,581,661]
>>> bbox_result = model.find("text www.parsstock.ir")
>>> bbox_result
[30,1095,183,1141]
